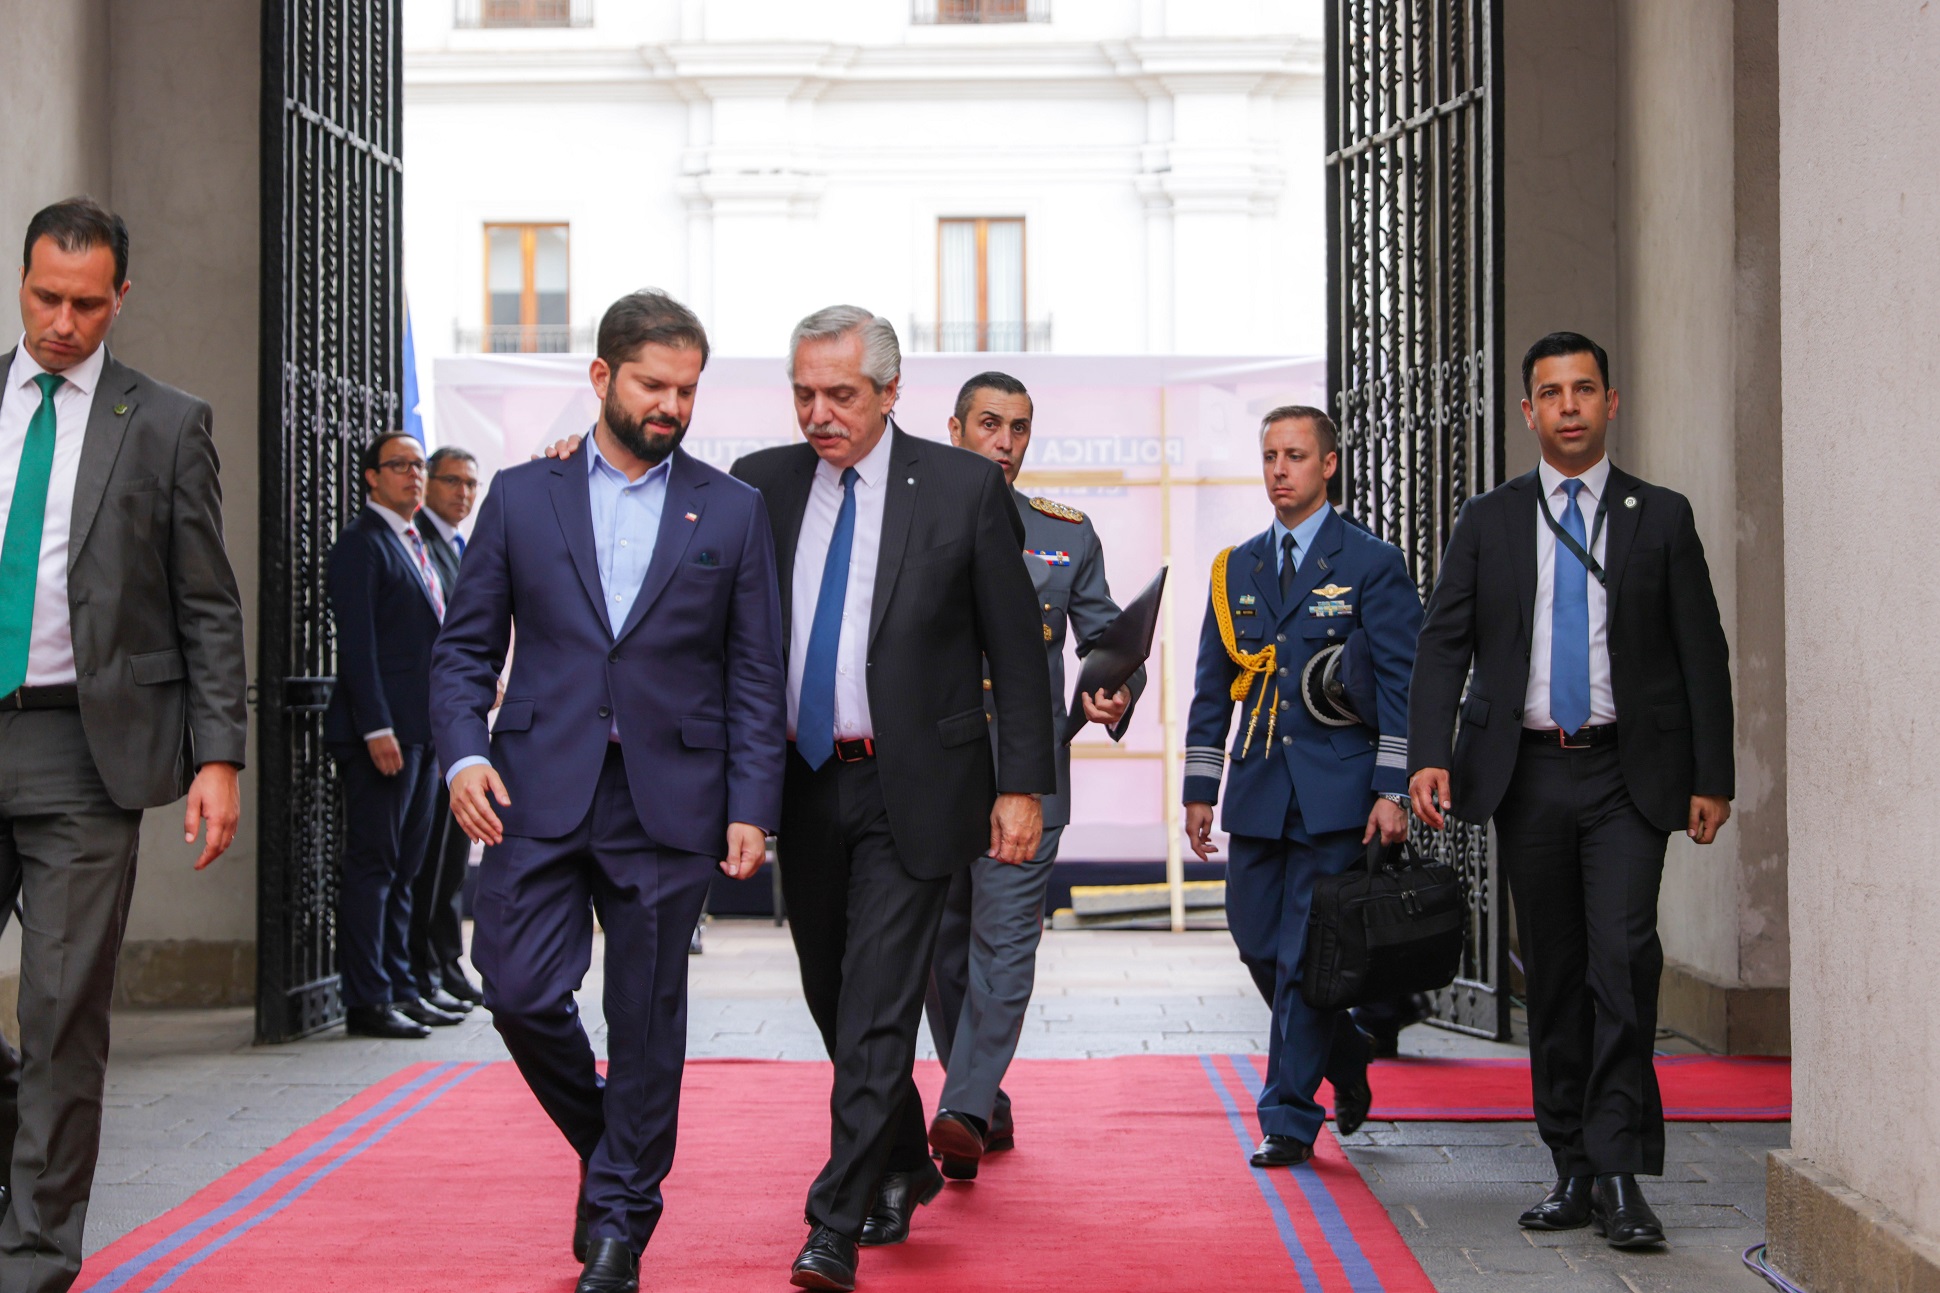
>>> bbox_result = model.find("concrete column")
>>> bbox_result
[1768,0,1940,1281]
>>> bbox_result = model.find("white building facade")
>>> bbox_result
[401,0,1325,366]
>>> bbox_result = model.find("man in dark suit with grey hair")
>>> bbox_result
[0,197,247,1292]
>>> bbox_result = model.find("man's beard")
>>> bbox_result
[604,393,687,465]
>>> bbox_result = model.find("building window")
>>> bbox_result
[936,218,1029,352]
[455,0,592,29]
[483,223,570,352]
[912,0,1049,24]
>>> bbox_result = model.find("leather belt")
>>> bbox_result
[0,685,80,710]
[1522,722,1617,749]
[832,737,876,763]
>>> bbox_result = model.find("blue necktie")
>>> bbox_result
[1549,478,1591,735]
[1279,532,1297,601]
[453,532,465,557]
[797,467,860,770]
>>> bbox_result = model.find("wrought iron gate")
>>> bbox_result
[256,0,404,1042]
[1325,0,1509,1038]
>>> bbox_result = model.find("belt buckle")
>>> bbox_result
[1556,727,1591,750]
[835,738,874,764]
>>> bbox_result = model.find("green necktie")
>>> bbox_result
[0,373,63,695]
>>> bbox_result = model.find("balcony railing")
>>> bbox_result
[455,323,595,354]
[906,320,1053,353]
[911,0,1050,24]
[455,0,591,29]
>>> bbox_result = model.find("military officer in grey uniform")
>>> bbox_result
[923,371,1146,1181]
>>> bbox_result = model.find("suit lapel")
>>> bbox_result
[615,450,706,644]
[1279,508,1348,621]
[1242,530,1283,623]
[549,450,609,634]
[866,424,919,651]
[67,354,140,569]
[1507,470,1540,643]
[769,445,818,636]
[1600,465,1645,616]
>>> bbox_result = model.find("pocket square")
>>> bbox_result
[694,551,719,567]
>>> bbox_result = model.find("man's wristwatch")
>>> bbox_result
[1378,792,1410,808]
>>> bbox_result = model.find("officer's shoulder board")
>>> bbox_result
[1029,496,1086,524]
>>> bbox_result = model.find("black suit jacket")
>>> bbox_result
[732,425,1057,878]
[414,510,462,597]
[1406,464,1733,834]
[324,506,444,749]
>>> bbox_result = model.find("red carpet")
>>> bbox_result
[78,1056,1435,1293]
[1303,1053,1792,1122]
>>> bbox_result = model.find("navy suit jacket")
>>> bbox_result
[1183,508,1422,838]
[430,446,787,857]
[324,506,444,750]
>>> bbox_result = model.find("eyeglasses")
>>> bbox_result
[376,459,427,476]
[430,474,479,490]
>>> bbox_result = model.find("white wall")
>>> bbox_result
[1782,0,1940,1236]
[402,0,1325,391]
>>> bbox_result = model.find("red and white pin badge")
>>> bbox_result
[684,511,698,522]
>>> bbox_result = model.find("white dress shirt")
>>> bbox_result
[0,337,106,687]
[1523,455,1618,729]
[418,505,462,549]
[362,500,445,741]
[787,428,893,742]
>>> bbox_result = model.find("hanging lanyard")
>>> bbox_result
[1539,485,1608,586]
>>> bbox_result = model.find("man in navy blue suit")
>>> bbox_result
[432,290,786,1293]
[1183,406,1422,1168]
[325,430,462,1041]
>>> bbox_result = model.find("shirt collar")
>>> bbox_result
[9,334,107,398]
[1538,454,1611,503]
[1270,504,1329,559]
[366,500,418,537]
[814,422,895,491]
[417,507,460,543]
[586,429,673,489]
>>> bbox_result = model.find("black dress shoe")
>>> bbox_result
[857,1165,944,1246]
[573,1159,590,1262]
[1250,1134,1313,1168]
[1332,1075,1373,1138]
[575,1237,638,1293]
[986,1100,1014,1152]
[441,969,485,1006]
[929,1109,986,1181]
[394,998,464,1028]
[344,1005,431,1039]
[790,1225,858,1291]
[1591,1173,1666,1249]
[1518,1175,1593,1230]
[423,985,473,1015]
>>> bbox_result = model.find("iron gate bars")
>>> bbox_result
[1325,0,1509,1039]
[257,0,404,1043]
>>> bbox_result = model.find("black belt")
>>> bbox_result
[0,685,79,710]
[832,738,875,763]
[1522,722,1617,749]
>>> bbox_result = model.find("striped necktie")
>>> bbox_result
[404,525,446,621]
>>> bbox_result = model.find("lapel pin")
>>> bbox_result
[113,403,128,416]
[906,477,915,485]
[1624,495,1637,509]
[684,511,698,522]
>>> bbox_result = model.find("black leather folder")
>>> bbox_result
[1061,565,1167,745]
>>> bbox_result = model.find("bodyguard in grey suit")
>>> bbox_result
[0,199,246,1292]
[923,372,1145,1180]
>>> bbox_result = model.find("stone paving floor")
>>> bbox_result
[91,920,1779,1291]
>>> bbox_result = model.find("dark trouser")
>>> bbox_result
[779,750,950,1239]
[470,745,713,1254]
[0,709,142,1293]
[334,743,439,1010]
[1495,741,1670,1178]
[408,783,471,996]
[923,825,1063,1128]
[1225,825,1371,1143]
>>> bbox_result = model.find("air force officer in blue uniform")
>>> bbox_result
[1183,406,1421,1168]
[432,291,786,1293]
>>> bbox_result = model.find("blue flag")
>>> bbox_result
[401,297,425,444]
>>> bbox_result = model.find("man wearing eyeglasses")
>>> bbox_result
[323,431,463,1038]
[407,445,484,1013]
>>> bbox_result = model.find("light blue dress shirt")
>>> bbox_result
[1271,506,1329,577]
[446,434,671,785]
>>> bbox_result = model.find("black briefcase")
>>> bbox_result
[1300,838,1468,1011]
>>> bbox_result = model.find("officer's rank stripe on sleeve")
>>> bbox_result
[1377,735,1409,770]
[1184,745,1227,779]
